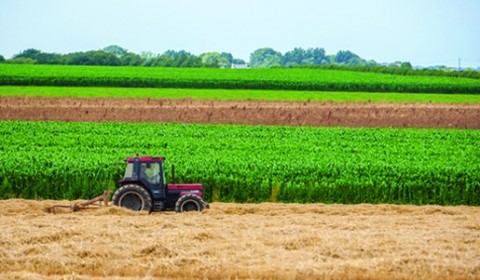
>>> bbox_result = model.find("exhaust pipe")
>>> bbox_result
[171,164,176,184]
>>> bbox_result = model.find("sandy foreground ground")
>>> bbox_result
[1,96,480,128]
[0,199,478,279]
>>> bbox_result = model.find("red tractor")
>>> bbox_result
[112,155,208,212]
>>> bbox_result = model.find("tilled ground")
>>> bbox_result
[1,96,479,128]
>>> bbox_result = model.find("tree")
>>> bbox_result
[200,52,231,68]
[306,48,328,65]
[281,47,328,66]
[232,58,246,65]
[282,48,307,66]
[145,55,172,67]
[64,51,121,66]
[103,45,127,57]
[174,51,202,68]
[0,55,5,63]
[6,57,36,64]
[120,52,144,66]
[146,50,201,68]
[220,52,233,66]
[366,60,378,67]
[13,48,42,60]
[334,50,366,66]
[401,62,412,69]
[35,52,64,64]
[249,48,282,68]
[13,48,63,64]
[164,50,202,67]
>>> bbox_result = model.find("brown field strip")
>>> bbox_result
[0,200,479,279]
[1,96,480,128]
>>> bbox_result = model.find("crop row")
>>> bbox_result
[1,64,480,93]
[0,121,478,205]
[2,86,480,103]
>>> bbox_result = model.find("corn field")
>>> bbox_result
[0,121,478,205]
[1,64,480,93]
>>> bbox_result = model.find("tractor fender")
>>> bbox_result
[179,190,203,198]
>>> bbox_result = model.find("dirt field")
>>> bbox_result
[0,200,478,279]
[1,96,479,128]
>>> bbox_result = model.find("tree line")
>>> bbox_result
[0,45,411,69]
[1,45,479,78]
[0,46,246,68]
[249,47,389,68]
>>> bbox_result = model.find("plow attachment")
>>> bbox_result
[47,191,110,214]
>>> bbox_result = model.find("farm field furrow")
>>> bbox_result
[1,121,479,205]
[0,200,479,280]
[1,96,480,128]
[2,86,480,103]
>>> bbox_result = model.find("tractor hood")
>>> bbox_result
[167,183,203,190]
[168,183,204,198]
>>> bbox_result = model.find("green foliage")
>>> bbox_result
[1,86,479,103]
[0,121,478,205]
[64,51,121,66]
[5,57,36,64]
[282,48,328,66]
[102,45,127,56]
[200,52,232,68]
[334,50,366,65]
[401,62,413,69]
[252,47,371,68]
[232,58,246,65]
[0,64,479,93]
[250,48,282,68]
[296,64,480,80]
[13,48,42,60]
[120,52,144,66]
[143,50,202,68]
[0,177,14,198]
[0,54,5,63]
[6,47,243,68]
[12,48,64,64]
[7,47,479,72]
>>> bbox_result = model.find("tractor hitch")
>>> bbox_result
[47,191,110,214]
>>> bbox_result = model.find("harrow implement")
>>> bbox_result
[47,191,110,214]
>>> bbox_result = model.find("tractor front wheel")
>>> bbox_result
[175,194,206,213]
[112,184,152,212]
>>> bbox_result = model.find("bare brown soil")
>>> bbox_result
[0,200,478,279]
[1,96,479,128]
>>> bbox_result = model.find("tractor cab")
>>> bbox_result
[122,156,166,201]
[112,155,208,212]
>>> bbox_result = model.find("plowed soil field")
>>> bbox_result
[0,200,479,279]
[1,96,480,128]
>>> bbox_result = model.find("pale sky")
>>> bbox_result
[1,0,479,68]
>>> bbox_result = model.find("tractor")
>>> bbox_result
[111,155,208,212]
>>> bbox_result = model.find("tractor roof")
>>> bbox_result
[126,156,165,163]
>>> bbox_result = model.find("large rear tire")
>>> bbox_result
[112,184,152,212]
[175,194,206,213]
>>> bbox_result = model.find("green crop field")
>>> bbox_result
[1,86,480,103]
[1,64,480,93]
[1,121,478,205]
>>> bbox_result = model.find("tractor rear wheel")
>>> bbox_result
[112,184,152,212]
[175,194,206,213]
